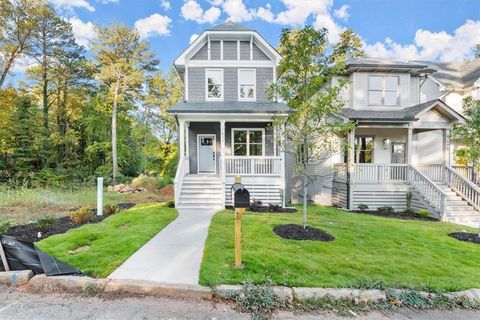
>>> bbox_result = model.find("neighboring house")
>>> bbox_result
[169,22,480,228]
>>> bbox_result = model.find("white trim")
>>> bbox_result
[205,68,224,101]
[207,35,211,60]
[197,133,217,174]
[188,60,274,68]
[177,113,289,122]
[237,40,240,60]
[238,68,256,101]
[220,40,223,60]
[231,128,265,157]
[185,65,189,101]
[250,34,253,60]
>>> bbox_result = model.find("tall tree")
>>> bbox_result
[270,27,354,228]
[452,97,480,170]
[92,23,158,182]
[0,0,42,87]
[331,28,366,63]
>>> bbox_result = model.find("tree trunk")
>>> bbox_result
[112,81,120,183]
[303,175,307,228]
[0,52,17,88]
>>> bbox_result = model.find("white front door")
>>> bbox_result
[198,134,216,173]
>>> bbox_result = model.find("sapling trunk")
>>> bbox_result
[303,175,307,228]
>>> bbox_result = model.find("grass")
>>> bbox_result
[200,205,480,292]
[36,203,177,277]
[0,186,171,225]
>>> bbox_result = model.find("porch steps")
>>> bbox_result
[436,183,480,228]
[176,175,224,210]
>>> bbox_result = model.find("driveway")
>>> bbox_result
[109,209,216,284]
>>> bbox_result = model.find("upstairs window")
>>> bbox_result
[206,69,223,101]
[368,76,399,106]
[238,69,256,101]
[233,129,264,156]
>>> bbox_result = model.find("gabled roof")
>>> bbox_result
[415,59,480,89]
[339,99,464,122]
[345,58,435,75]
[207,21,253,32]
[167,102,290,114]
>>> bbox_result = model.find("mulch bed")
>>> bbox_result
[273,224,335,241]
[448,232,480,245]
[352,210,438,222]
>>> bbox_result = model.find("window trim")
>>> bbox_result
[238,68,256,101]
[354,135,375,163]
[368,75,399,106]
[231,128,265,157]
[205,68,224,101]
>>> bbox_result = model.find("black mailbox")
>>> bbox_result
[231,183,250,208]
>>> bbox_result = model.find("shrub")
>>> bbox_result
[234,280,278,320]
[164,200,175,208]
[156,176,173,189]
[131,174,158,191]
[69,207,93,224]
[377,205,394,214]
[36,215,57,232]
[358,204,368,212]
[419,209,430,218]
[0,220,11,235]
[103,203,119,215]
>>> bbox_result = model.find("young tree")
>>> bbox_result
[452,97,480,170]
[92,23,158,182]
[270,27,354,228]
[331,28,366,63]
[475,43,480,59]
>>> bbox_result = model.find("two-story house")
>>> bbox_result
[170,22,480,228]
[168,21,288,211]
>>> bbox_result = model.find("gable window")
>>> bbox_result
[238,69,256,101]
[355,136,374,163]
[368,76,399,106]
[232,128,264,156]
[206,69,223,101]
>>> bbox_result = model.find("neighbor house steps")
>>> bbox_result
[176,174,223,210]
[435,183,480,228]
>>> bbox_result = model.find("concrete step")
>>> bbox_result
[445,210,480,216]
[445,205,475,211]
[183,175,220,181]
[178,198,223,204]
[180,189,223,195]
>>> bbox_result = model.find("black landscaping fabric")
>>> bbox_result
[0,235,82,276]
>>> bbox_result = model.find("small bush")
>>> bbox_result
[36,215,57,232]
[69,207,93,224]
[103,203,119,215]
[358,203,368,212]
[234,280,278,320]
[164,200,175,208]
[405,208,416,215]
[0,220,11,235]
[250,199,263,211]
[377,205,394,214]
[156,176,173,189]
[419,209,430,218]
[131,174,172,191]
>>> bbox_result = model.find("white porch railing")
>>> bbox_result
[225,156,282,176]
[353,164,408,182]
[416,164,444,182]
[446,165,480,212]
[452,165,479,185]
[407,165,447,215]
[174,156,189,205]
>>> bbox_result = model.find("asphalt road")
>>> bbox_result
[0,288,479,320]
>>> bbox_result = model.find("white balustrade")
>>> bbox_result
[225,156,282,176]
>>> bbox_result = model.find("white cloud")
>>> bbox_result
[255,4,275,23]
[333,4,349,21]
[97,0,119,3]
[189,33,199,44]
[313,12,344,43]
[11,55,36,74]
[49,0,95,12]
[364,20,480,62]
[160,1,171,10]
[222,0,254,22]
[134,13,172,38]
[181,0,221,24]
[207,0,223,5]
[69,17,96,47]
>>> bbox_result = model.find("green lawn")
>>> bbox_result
[200,205,480,292]
[36,203,177,278]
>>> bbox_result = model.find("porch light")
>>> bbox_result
[383,139,391,149]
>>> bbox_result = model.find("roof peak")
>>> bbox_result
[208,21,253,32]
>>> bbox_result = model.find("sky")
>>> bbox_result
[9,0,480,82]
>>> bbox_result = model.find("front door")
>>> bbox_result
[391,142,406,164]
[198,134,216,173]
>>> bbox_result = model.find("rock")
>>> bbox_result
[215,284,242,298]
[356,289,386,304]
[0,270,34,286]
[28,274,108,293]
[104,279,212,300]
[292,288,385,303]
[448,289,480,301]
[273,286,294,303]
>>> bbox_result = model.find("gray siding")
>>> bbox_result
[188,122,220,173]
[253,43,269,60]
[240,41,250,60]
[187,67,274,102]
[211,41,221,60]
[224,41,237,60]
[192,43,208,60]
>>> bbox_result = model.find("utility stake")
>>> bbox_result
[234,207,245,269]
[0,239,10,272]
[97,177,104,216]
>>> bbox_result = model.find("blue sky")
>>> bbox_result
[10,0,480,80]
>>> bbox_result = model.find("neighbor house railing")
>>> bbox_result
[333,163,347,181]
[445,165,480,212]
[174,156,189,205]
[225,156,282,176]
[407,165,447,216]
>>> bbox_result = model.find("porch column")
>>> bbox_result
[273,125,277,156]
[220,121,226,208]
[280,122,286,207]
[347,128,355,210]
[185,122,190,157]
[179,120,185,158]
[442,129,450,166]
[407,127,413,165]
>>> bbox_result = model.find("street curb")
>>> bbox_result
[2,271,480,304]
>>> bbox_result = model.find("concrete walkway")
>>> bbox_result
[109,209,216,284]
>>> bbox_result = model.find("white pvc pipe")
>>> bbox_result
[97,177,104,216]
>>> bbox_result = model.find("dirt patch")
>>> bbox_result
[448,232,480,245]
[352,211,438,222]
[69,245,91,255]
[158,184,174,199]
[273,224,335,241]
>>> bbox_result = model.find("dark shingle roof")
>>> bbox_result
[167,102,290,114]
[207,21,253,32]
[346,57,430,69]
[339,99,441,121]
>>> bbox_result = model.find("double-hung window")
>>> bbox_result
[355,136,374,163]
[238,69,256,101]
[206,69,223,101]
[232,129,264,156]
[368,75,399,106]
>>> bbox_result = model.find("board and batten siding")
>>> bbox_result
[191,41,270,61]
[420,77,441,102]
[187,67,273,102]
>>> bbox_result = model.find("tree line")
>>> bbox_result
[0,0,181,187]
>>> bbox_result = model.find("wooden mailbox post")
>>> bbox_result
[231,176,250,269]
